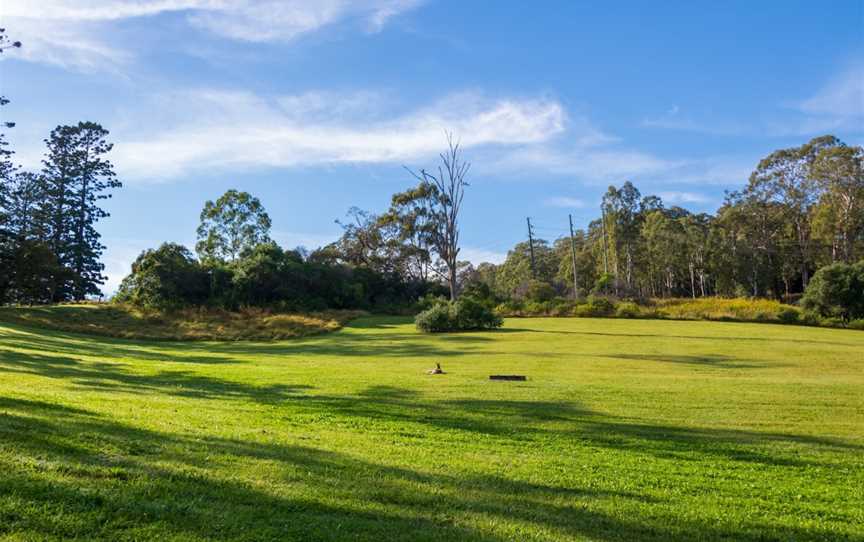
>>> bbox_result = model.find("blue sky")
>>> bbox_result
[1,0,862,294]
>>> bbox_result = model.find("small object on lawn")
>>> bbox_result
[489,375,527,381]
[427,362,445,375]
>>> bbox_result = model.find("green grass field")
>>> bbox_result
[1,315,862,541]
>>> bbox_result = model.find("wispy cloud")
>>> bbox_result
[642,105,749,136]
[772,63,864,136]
[643,65,864,138]
[3,0,424,71]
[795,64,863,118]
[497,144,681,182]
[89,89,567,181]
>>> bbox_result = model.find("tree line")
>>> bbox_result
[115,189,441,311]
[469,136,863,303]
[1,29,123,304]
[318,135,862,306]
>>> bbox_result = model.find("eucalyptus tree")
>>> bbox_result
[196,189,272,263]
[744,135,840,288]
[811,144,864,263]
[407,135,470,300]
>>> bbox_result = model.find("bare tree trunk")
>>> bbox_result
[406,134,469,301]
[689,262,696,299]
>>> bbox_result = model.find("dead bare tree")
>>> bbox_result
[407,134,470,300]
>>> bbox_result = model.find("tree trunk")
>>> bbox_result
[689,262,696,299]
[448,260,457,301]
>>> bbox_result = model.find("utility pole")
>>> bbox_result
[526,217,536,278]
[568,214,579,299]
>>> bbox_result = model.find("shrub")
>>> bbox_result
[848,319,864,331]
[549,297,574,316]
[494,300,524,316]
[820,317,846,328]
[615,301,641,318]
[523,300,553,315]
[572,296,616,317]
[516,279,557,302]
[801,311,822,326]
[415,298,502,333]
[114,243,208,310]
[586,295,616,316]
[801,261,864,322]
[592,273,615,295]
[414,302,454,332]
[777,307,801,324]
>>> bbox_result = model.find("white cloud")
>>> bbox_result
[187,0,424,42]
[2,17,132,72]
[104,89,566,181]
[544,196,586,208]
[642,105,749,136]
[498,144,680,182]
[2,0,424,71]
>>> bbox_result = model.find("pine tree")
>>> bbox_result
[41,122,120,300]
[0,28,22,303]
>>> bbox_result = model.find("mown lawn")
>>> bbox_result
[0,315,862,541]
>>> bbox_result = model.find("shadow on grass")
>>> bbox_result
[593,353,767,369]
[503,326,864,347]
[0,348,311,403]
[0,396,855,541]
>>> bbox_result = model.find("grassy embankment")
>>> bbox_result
[0,304,364,341]
[0,312,862,540]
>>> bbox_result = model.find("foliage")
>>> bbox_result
[117,240,433,313]
[518,279,557,302]
[196,189,272,263]
[415,297,502,332]
[776,306,801,324]
[115,243,209,310]
[801,261,864,321]
[615,301,641,318]
[463,136,862,304]
[583,295,616,316]
[40,122,121,300]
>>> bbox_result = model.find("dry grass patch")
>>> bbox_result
[0,303,364,341]
[654,297,798,322]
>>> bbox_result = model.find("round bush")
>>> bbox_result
[415,302,454,332]
[615,301,640,318]
[801,261,864,322]
[415,298,502,333]
[777,307,800,324]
